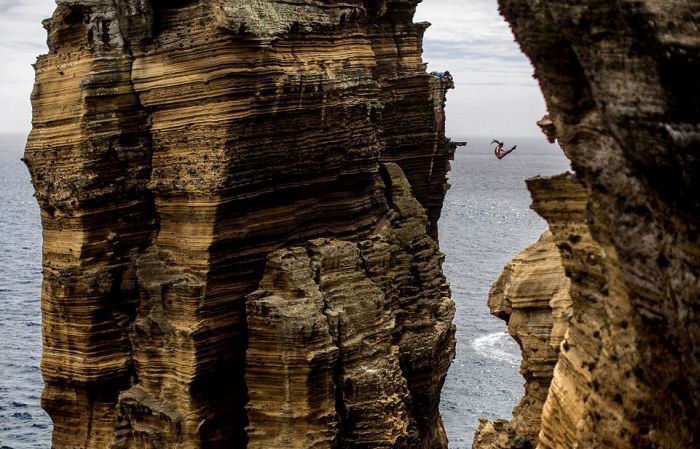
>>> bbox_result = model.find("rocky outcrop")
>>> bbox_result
[246,164,454,449]
[490,2,700,448]
[473,230,572,449]
[24,1,456,448]
[527,174,607,449]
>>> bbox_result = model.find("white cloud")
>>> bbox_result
[416,0,514,44]
[416,0,547,137]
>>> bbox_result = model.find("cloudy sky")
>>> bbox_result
[0,0,546,138]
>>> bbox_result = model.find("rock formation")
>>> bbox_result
[26,0,700,448]
[473,230,573,449]
[24,1,456,448]
[527,174,608,449]
[246,164,454,449]
[474,2,700,448]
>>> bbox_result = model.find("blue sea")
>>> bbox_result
[0,133,570,448]
[0,133,50,449]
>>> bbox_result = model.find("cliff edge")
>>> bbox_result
[473,229,573,449]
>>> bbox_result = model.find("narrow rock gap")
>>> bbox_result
[305,243,347,447]
[415,2,565,447]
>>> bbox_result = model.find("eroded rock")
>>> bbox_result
[473,230,572,449]
[245,163,455,449]
[24,1,456,448]
[486,1,700,447]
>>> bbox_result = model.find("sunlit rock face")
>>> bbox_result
[23,1,456,448]
[246,164,455,449]
[527,174,607,449]
[472,229,573,449]
[493,1,700,448]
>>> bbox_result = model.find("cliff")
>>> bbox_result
[473,230,573,449]
[527,174,609,449]
[23,1,456,448]
[246,164,454,449]
[479,1,700,448]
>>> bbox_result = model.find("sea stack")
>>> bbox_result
[24,1,456,448]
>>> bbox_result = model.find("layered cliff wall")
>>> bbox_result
[473,229,573,449]
[24,1,456,448]
[527,174,610,449]
[245,164,455,449]
[483,1,700,448]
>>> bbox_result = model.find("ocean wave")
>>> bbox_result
[472,331,521,367]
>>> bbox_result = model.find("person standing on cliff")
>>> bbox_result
[431,70,455,92]
[492,140,517,159]
[442,70,454,89]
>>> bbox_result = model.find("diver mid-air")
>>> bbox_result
[492,140,517,159]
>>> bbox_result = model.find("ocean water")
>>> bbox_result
[0,133,570,448]
[0,133,50,449]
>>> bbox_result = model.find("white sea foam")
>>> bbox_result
[472,331,521,367]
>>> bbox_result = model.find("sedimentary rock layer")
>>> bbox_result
[527,174,607,449]
[24,1,456,448]
[246,164,455,449]
[472,230,572,449]
[493,1,700,448]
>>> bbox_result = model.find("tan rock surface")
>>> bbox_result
[24,1,456,448]
[490,1,700,447]
[246,163,455,449]
[473,231,572,449]
[527,174,606,449]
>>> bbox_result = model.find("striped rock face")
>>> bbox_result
[24,1,456,448]
[481,2,700,449]
[473,228,573,449]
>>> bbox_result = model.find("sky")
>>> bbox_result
[0,0,546,138]
[415,0,546,138]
